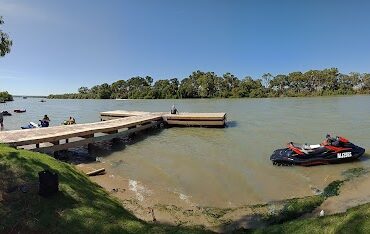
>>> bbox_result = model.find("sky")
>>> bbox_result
[1,0,370,95]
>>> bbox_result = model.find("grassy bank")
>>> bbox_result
[249,202,370,233]
[0,145,208,233]
[246,167,370,233]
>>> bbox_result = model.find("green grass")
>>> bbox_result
[249,202,370,234]
[246,167,370,233]
[262,196,325,225]
[0,145,210,234]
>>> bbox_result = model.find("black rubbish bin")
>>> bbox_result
[38,170,59,197]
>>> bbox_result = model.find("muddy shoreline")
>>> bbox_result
[75,158,370,232]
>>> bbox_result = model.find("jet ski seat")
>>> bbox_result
[290,143,326,155]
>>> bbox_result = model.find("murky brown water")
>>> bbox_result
[1,96,370,207]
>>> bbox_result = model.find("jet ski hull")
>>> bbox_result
[270,144,365,166]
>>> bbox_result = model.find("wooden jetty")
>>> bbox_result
[0,114,162,153]
[0,110,226,154]
[100,110,227,126]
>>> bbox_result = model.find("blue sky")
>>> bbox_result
[1,0,370,95]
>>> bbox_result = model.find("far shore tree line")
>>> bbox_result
[48,68,370,99]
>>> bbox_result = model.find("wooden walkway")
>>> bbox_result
[0,114,162,148]
[101,110,227,126]
[0,109,226,153]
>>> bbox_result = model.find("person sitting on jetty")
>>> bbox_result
[63,116,76,125]
[170,104,178,114]
[40,115,50,127]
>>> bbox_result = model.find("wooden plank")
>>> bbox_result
[100,110,226,120]
[163,113,226,121]
[165,120,225,126]
[100,110,151,117]
[0,114,162,146]
[101,110,226,121]
[100,110,167,120]
[86,168,105,176]
[32,121,159,153]
[100,110,227,127]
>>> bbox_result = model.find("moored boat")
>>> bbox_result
[2,111,12,116]
[14,109,26,113]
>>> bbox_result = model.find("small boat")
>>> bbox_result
[23,97,27,99]
[270,134,365,166]
[2,111,12,116]
[14,109,26,113]
[0,100,5,103]
[40,99,46,102]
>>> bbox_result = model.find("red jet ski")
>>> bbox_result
[270,134,365,166]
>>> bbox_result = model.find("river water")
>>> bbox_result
[1,96,370,207]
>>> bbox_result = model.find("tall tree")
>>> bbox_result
[0,16,12,57]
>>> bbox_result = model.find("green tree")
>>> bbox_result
[98,83,112,99]
[262,73,273,88]
[179,77,198,98]
[0,91,13,101]
[78,87,90,94]
[362,73,370,90]
[0,16,12,57]
[111,80,128,99]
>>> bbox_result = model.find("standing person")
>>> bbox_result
[0,110,4,130]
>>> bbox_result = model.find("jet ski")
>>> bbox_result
[21,122,40,129]
[270,134,365,166]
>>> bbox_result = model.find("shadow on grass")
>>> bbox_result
[217,214,266,233]
[0,147,211,233]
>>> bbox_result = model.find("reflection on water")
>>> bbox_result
[1,96,370,206]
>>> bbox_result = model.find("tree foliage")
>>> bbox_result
[0,91,13,101]
[48,68,370,99]
[0,16,12,57]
